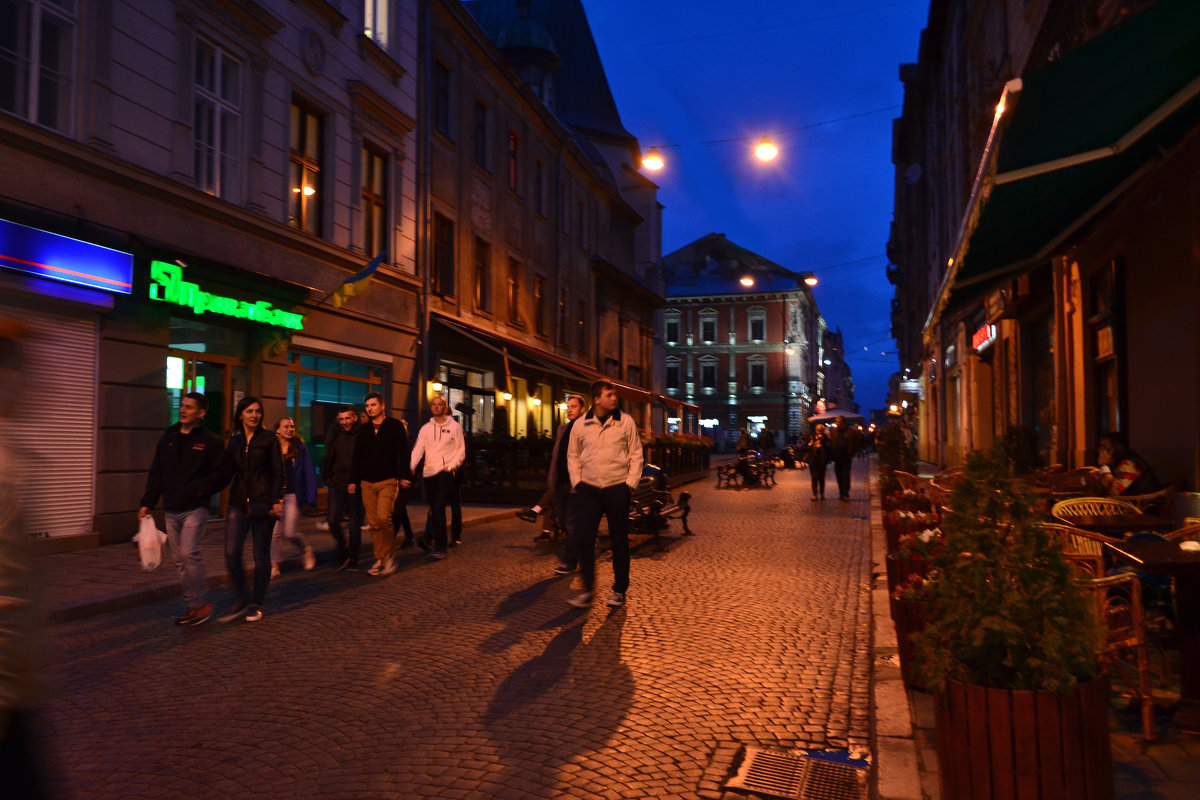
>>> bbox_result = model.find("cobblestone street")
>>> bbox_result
[36,460,873,799]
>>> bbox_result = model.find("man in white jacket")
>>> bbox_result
[566,380,644,608]
[410,394,466,559]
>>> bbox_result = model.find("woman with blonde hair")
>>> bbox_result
[270,417,317,577]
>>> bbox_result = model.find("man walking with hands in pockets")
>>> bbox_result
[566,380,643,608]
[410,394,466,559]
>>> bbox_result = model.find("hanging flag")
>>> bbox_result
[330,252,385,308]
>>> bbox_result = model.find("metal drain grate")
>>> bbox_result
[725,748,868,800]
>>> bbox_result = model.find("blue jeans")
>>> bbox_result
[575,482,632,594]
[165,507,209,609]
[225,504,273,607]
[327,485,364,562]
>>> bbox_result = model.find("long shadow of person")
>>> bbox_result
[481,608,632,798]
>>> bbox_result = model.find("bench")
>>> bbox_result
[629,477,692,539]
[716,458,774,490]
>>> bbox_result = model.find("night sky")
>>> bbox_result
[582,0,929,410]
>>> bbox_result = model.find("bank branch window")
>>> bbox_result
[286,352,386,478]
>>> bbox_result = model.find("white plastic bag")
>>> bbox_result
[133,515,168,571]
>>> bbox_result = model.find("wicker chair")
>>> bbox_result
[893,470,927,494]
[1041,522,1122,574]
[1080,573,1156,743]
[1164,522,1200,543]
[1051,496,1139,522]
[1120,483,1178,520]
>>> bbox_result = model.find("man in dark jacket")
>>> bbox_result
[349,391,412,576]
[323,405,364,571]
[829,416,863,502]
[138,392,228,625]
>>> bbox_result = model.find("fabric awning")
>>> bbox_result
[927,0,1200,332]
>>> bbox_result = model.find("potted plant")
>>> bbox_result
[892,572,936,689]
[913,448,1111,800]
[886,525,942,595]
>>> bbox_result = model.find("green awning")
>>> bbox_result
[933,0,1200,325]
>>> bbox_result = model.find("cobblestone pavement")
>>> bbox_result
[34,460,873,799]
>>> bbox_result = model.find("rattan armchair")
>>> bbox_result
[1041,522,1122,571]
[893,470,928,494]
[1164,522,1200,543]
[1120,483,1179,520]
[1080,572,1156,743]
[1050,496,1139,522]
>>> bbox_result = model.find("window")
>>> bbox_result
[666,359,681,391]
[534,275,546,335]
[534,159,545,215]
[748,306,766,342]
[361,143,387,257]
[474,237,491,311]
[363,0,390,49]
[289,101,323,234]
[627,365,641,386]
[0,0,75,132]
[507,132,519,192]
[664,312,680,344]
[558,288,568,344]
[749,358,766,389]
[194,39,241,199]
[286,352,386,481]
[473,100,488,168]
[577,200,586,249]
[576,300,586,351]
[700,360,718,390]
[433,213,454,296]
[507,258,521,323]
[700,314,717,343]
[433,61,450,136]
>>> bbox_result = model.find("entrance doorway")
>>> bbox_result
[166,350,249,437]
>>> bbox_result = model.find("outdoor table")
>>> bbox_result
[1105,539,1200,734]
[1056,512,1175,537]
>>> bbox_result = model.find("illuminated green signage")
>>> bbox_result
[148,260,304,330]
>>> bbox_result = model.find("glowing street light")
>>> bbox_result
[754,136,778,162]
[641,148,664,171]
[803,274,818,287]
[739,275,755,287]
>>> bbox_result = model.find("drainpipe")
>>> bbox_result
[417,0,434,420]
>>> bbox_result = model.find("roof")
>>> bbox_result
[930,0,1200,328]
[464,0,636,144]
[663,233,811,297]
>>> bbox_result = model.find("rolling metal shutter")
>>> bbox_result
[1,301,98,539]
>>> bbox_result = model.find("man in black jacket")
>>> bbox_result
[323,405,364,571]
[349,391,412,576]
[138,392,228,625]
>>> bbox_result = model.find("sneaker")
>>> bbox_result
[417,537,432,553]
[430,550,447,560]
[553,562,577,575]
[516,508,538,523]
[336,557,352,572]
[174,607,196,625]
[302,546,316,571]
[270,563,281,579]
[218,602,248,623]
[400,535,414,549]
[450,538,462,547]
[379,558,397,576]
[367,560,384,576]
[184,602,213,626]
[811,494,818,501]
[316,520,330,531]
[244,605,263,622]
[566,592,593,608]
[606,592,626,608]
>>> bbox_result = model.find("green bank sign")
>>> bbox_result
[148,260,303,330]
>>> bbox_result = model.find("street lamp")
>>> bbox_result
[754,136,778,162]
[802,273,818,287]
[641,148,664,171]
[739,275,755,287]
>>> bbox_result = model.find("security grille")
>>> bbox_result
[725,748,868,800]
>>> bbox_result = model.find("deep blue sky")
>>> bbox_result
[582,0,929,411]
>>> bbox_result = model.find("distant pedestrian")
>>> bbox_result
[323,406,365,571]
[410,394,466,559]
[736,427,751,455]
[829,416,863,502]
[138,391,227,625]
[219,396,283,623]
[269,417,316,577]
[758,425,774,456]
[806,424,832,501]
[350,391,412,576]
[566,381,644,608]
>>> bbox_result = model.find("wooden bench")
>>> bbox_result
[629,477,692,539]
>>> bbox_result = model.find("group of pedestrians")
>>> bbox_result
[801,415,863,502]
[137,389,469,626]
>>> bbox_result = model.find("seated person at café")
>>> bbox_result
[1096,431,1158,497]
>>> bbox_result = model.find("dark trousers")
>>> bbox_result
[834,459,853,498]
[391,486,414,541]
[327,485,364,562]
[1,710,46,800]
[225,505,273,606]
[810,462,827,497]
[575,482,632,594]
[425,471,461,551]
[554,483,578,566]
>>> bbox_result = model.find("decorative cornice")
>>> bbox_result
[196,0,284,41]
[347,80,416,135]
[356,34,408,85]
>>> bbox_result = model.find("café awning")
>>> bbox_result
[925,0,1200,336]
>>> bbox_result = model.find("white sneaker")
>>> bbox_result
[566,592,593,608]
[302,546,316,571]
[316,520,330,531]
[367,560,384,576]
[379,558,397,576]
[606,592,626,608]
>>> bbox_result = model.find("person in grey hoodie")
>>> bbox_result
[566,380,644,609]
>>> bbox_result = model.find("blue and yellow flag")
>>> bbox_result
[331,252,385,308]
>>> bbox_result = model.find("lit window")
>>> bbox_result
[289,101,324,234]
[361,143,387,257]
[364,0,390,49]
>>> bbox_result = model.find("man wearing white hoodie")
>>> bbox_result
[410,394,466,559]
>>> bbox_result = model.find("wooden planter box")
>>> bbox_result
[886,552,929,596]
[935,675,1113,800]
[891,598,926,690]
